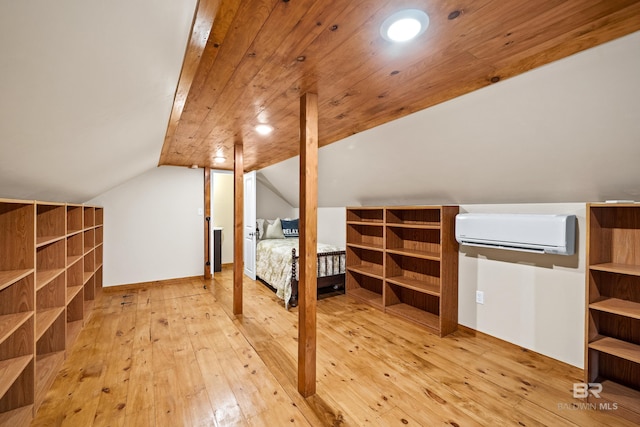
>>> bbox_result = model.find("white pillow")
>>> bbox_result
[264,218,285,239]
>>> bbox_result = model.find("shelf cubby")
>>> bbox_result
[95,244,103,271]
[346,246,383,277]
[83,206,95,229]
[386,207,441,227]
[66,260,83,304]
[346,207,384,224]
[385,283,440,332]
[36,274,65,337]
[386,226,441,260]
[84,274,95,305]
[36,239,65,291]
[0,272,34,311]
[586,203,640,423]
[0,201,35,291]
[95,226,103,246]
[35,310,65,359]
[346,223,384,251]
[95,208,103,226]
[36,203,66,247]
[66,232,83,268]
[95,266,103,290]
[386,253,440,296]
[345,270,383,309]
[0,357,34,419]
[83,251,94,283]
[66,204,83,235]
[66,290,84,349]
[83,228,95,253]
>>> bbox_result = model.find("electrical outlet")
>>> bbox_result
[476,290,484,304]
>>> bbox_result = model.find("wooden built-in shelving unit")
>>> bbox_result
[346,206,459,337]
[586,203,640,423]
[0,198,104,424]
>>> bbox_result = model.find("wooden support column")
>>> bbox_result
[298,92,318,397]
[233,142,244,315]
[204,167,212,280]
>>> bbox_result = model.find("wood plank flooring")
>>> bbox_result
[31,268,634,426]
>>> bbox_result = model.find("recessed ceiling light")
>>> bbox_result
[381,9,429,43]
[255,124,273,135]
[213,156,226,164]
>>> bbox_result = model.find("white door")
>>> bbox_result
[243,171,257,279]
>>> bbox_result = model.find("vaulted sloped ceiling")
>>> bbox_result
[0,0,198,203]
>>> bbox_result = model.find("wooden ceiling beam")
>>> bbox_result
[159,0,223,166]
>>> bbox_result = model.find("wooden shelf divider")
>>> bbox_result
[590,262,640,277]
[35,307,65,341]
[0,355,33,398]
[589,298,640,320]
[385,276,440,296]
[66,286,83,305]
[0,405,34,426]
[0,269,33,292]
[589,336,640,364]
[346,265,383,279]
[35,268,65,291]
[0,312,33,344]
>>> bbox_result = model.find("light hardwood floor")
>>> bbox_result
[31,268,633,426]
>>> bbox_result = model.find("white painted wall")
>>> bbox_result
[212,172,234,265]
[86,166,203,287]
[318,208,346,248]
[457,203,586,368]
[256,180,295,220]
[292,207,346,248]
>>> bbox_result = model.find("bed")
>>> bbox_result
[255,222,346,308]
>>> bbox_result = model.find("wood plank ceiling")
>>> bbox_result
[159,0,640,172]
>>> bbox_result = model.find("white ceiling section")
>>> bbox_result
[259,31,640,207]
[0,0,198,203]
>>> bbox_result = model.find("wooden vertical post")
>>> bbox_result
[233,142,244,315]
[298,92,318,397]
[204,167,212,280]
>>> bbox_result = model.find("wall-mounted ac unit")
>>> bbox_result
[455,213,576,255]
